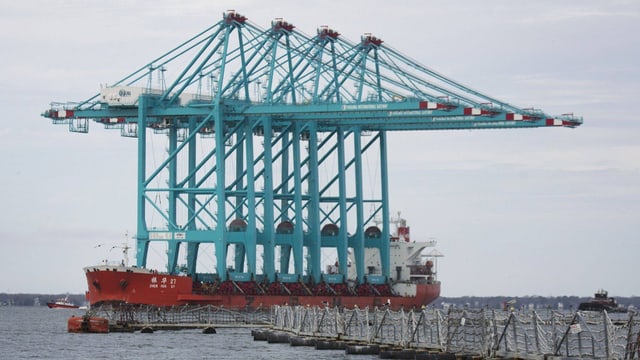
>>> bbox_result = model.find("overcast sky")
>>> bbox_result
[1,0,638,298]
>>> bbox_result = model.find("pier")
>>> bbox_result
[270,305,640,359]
[87,304,640,359]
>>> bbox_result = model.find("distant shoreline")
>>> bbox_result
[2,293,638,310]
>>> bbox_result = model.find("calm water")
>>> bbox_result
[0,306,376,360]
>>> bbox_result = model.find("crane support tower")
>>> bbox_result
[42,11,581,288]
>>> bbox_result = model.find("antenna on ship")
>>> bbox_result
[110,231,131,267]
[123,231,130,267]
[373,211,408,240]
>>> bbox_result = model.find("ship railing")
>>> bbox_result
[408,265,433,275]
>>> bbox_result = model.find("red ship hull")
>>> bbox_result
[85,266,440,310]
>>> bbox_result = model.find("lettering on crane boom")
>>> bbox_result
[342,104,389,111]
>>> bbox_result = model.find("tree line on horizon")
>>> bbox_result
[0,293,87,307]
[2,293,639,309]
[435,295,640,311]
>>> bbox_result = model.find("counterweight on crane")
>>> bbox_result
[42,10,581,294]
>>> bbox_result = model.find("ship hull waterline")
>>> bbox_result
[85,266,440,310]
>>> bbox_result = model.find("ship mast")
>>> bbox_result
[111,231,131,267]
[121,231,131,267]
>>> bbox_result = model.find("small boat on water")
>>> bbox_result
[46,296,79,309]
[578,289,625,312]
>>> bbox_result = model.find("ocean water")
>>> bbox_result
[0,306,377,360]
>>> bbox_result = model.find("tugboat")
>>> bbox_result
[46,295,79,309]
[578,289,625,312]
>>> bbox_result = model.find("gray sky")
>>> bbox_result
[1,0,638,297]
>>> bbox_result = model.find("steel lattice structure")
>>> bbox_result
[42,11,581,286]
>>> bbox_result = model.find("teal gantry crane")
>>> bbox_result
[42,11,581,287]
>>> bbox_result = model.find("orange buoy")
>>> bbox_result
[67,315,109,333]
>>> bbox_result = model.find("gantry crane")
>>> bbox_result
[42,11,581,287]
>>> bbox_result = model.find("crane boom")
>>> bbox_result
[41,10,581,285]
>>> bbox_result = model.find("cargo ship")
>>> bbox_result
[84,219,442,310]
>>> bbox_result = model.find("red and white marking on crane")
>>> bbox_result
[463,107,498,116]
[418,101,454,110]
[506,113,533,121]
[56,110,74,118]
[100,117,125,124]
[546,118,565,126]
